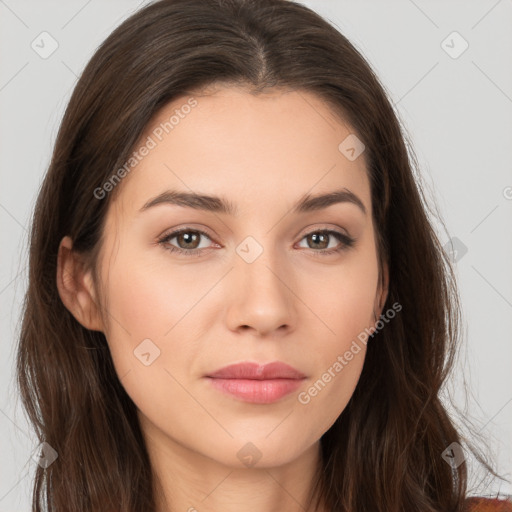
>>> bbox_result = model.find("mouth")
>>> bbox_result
[205,361,306,404]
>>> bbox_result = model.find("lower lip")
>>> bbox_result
[206,377,304,404]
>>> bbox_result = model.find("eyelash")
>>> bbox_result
[157,227,356,257]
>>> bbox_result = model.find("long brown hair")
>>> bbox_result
[16,0,504,510]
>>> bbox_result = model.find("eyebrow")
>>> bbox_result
[139,187,367,216]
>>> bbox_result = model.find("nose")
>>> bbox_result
[224,249,297,337]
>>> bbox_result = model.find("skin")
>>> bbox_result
[57,85,388,512]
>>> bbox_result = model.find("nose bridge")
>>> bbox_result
[225,234,296,334]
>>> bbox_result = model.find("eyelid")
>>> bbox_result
[296,223,351,239]
[158,224,216,241]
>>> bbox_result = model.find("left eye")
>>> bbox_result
[157,228,355,256]
[158,228,214,253]
[297,230,349,251]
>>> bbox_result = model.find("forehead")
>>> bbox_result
[110,86,370,219]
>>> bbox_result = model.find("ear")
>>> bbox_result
[374,260,389,320]
[56,236,105,332]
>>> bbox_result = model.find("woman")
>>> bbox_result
[16,0,511,511]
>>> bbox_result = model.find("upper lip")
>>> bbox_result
[206,361,306,380]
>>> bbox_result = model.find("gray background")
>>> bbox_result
[1,0,511,508]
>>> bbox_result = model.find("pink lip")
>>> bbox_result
[205,362,306,404]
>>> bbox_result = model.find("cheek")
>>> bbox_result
[96,242,216,399]
[293,248,378,428]
[97,251,211,440]
[101,241,216,345]
[303,246,379,350]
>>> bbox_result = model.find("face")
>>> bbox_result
[83,86,387,468]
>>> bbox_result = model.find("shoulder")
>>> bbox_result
[464,497,512,511]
